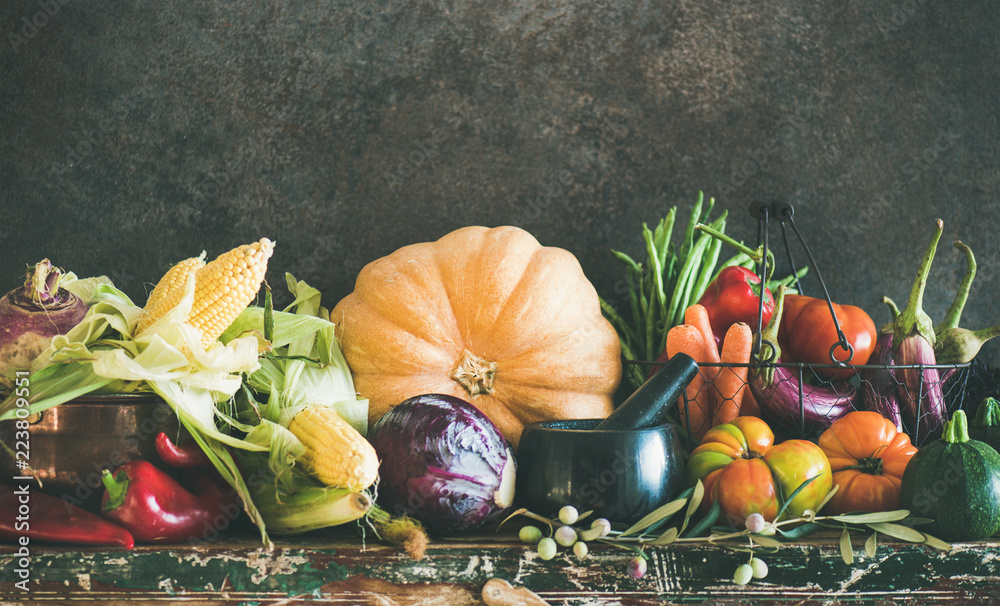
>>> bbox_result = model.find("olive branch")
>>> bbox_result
[505,477,952,584]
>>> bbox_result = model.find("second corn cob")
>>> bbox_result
[288,405,380,492]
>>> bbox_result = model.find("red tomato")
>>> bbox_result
[778,294,877,381]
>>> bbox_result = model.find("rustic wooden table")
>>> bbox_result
[2,528,999,605]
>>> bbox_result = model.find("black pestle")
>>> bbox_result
[594,353,699,431]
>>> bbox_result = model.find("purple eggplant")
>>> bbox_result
[751,363,856,434]
[896,332,946,443]
[884,219,947,444]
[861,329,904,432]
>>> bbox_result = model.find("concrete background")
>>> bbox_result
[2,1,998,364]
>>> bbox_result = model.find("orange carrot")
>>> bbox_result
[713,322,753,427]
[684,304,722,418]
[739,382,760,417]
[666,324,712,442]
[684,304,721,365]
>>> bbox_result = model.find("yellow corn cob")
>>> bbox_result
[288,406,380,492]
[138,238,275,346]
[136,254,206,333]
[187,238,274,346]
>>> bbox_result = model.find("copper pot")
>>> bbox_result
[0,393,179,510]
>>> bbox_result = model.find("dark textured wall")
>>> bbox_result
[2,1,999,363]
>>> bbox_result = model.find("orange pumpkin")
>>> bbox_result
[330,226,622,448]
[818,411,917,514]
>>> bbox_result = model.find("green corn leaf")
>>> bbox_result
[263,287,274,343]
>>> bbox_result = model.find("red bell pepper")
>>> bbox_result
[777,293,878,380]
[155,432,212,468]
[0,483,134,549]
[100,460,239,544]
[697,266,775,345]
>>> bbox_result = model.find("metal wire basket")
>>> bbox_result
[625,201,971,449]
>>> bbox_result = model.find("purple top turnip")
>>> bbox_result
[0,260,88,390]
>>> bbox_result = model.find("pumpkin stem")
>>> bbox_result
[944,410,971,444]
[450,349,498,397]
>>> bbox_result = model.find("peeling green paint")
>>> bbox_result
[2,532,999,604]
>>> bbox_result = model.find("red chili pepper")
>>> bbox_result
[155,432,212,468]
[697,266,775,345]
[100,460,240,544]
[0,484,134,549]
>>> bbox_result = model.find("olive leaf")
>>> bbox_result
[814,484,840,515]
[578,526,606,541]
[840,528,854,565]
[865,532,877,559]
[774,474,820,521]
[620,495,689,538]
[650,527,679,546]
[576,510,594,524]
[776,521,820,540]
[751,534,783,549]
[921,533,953,552]
[499,508,554,534]
[830,510,910,524]
[678,480,705,536]
[867,522,925,543]
[684,499,720,538]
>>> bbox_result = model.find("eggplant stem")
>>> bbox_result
[882,297,901,322]
[972,324,1000,345]
[892,219,943,353]
[935,241,976,334]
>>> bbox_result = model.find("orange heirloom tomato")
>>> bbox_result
[686,417,833,526]
[818,411,917,514]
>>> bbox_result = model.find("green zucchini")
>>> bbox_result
[900,410,1000,541]
[969,397,1000,455]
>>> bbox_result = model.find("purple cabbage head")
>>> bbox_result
[367,393,516,535]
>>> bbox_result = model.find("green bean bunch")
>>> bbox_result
[601,193,782,390]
